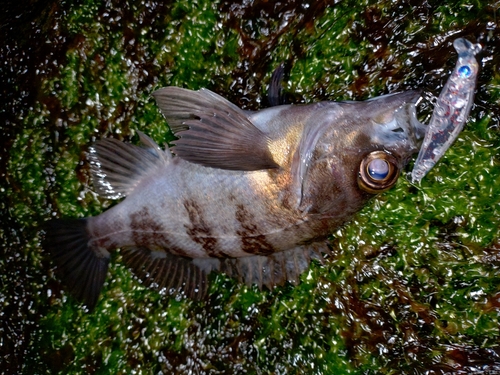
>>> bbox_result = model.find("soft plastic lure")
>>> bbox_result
[411,38,481,182]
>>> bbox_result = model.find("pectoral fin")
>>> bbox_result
[153,87,279,171]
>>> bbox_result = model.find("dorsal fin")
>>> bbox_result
[88,131,171,199]
[268,63,287,107]
[152,87,279,171]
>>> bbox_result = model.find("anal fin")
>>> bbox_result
[121,247,210,300]
[121,242,330,299]
[219,242,330,290]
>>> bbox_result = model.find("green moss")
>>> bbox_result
[4,0,500,373]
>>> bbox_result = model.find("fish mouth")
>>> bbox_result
[394,91,426,143]
[371,90,427,164]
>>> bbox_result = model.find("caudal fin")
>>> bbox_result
[43,219,109,311]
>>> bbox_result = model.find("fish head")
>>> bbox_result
[296,90,425,216]
[352,90,426,192]
[366,90,425,149]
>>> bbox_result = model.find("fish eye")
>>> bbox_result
[367,158,389,180]
[358,151,400,194]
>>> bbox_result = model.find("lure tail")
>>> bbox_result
[43,219,110,311]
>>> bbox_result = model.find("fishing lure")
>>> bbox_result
[411,38,481,182]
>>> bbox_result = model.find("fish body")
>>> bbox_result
[44,87,425,310]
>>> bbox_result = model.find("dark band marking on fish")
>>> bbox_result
[235,204,276,256]
[91,234,119,250]
[129,207,189,257]
[183,200,221,257]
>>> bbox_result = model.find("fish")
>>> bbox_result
[43,79,427,310]
[411,38,481,182]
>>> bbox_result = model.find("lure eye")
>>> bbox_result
[458,65,472,78]
[358,151,400,194]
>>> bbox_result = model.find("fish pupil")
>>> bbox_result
[368,159,389,180]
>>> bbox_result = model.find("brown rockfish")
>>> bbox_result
[44,85,425,310]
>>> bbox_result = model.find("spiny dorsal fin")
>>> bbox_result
[152,87,279,171]
[121,247,210,300]
[89,131,171,199]
[268,63,287,107]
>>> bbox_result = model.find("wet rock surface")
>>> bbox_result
[2,0,500,373]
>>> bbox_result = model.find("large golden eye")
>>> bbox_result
[358,151,400,194]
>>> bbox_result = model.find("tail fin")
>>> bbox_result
[43,219,109,311]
